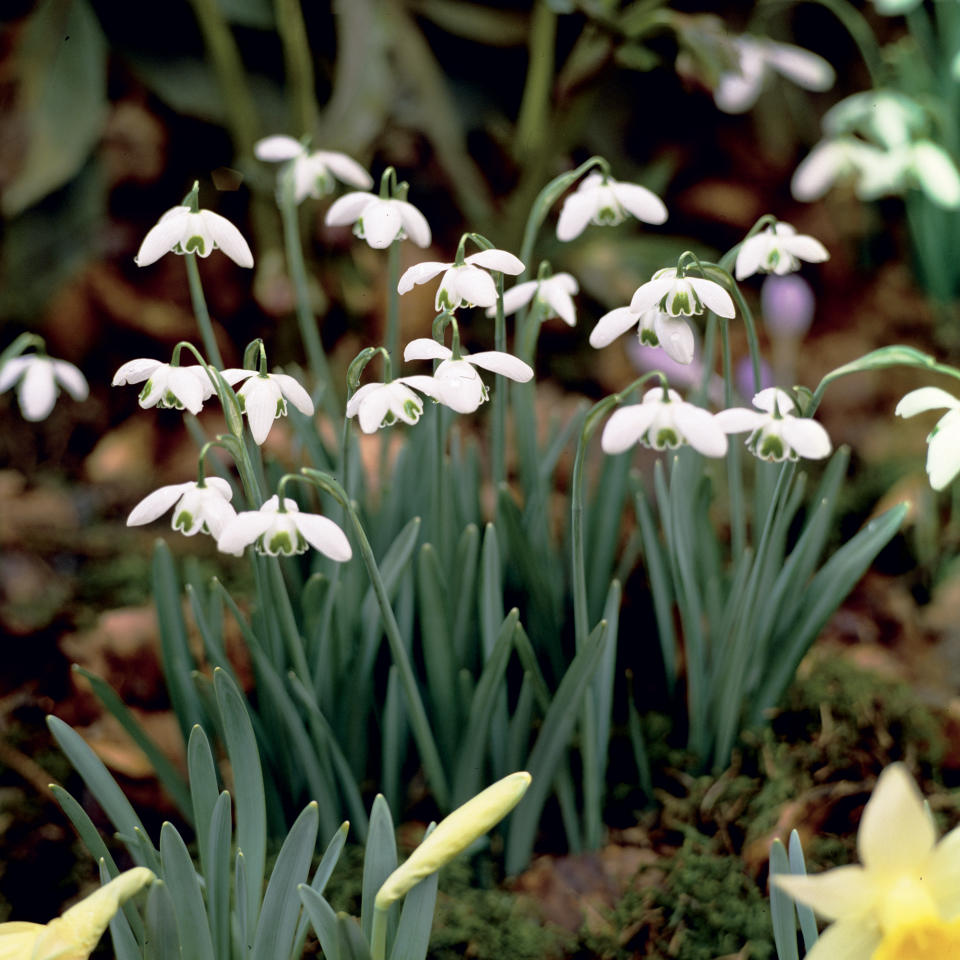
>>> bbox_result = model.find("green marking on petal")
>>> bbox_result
[185,235,206,255]
[403,399,421,420]
[274,398,287,417]
[654,427,680,449]
[353,219,365,239]
[139,381,153,401]
[668,290,691,315]
[639,327,660,347]
[757,434,786,460]
[263,530,296,555]
[438,288,453,310]
[173,510,193,532]
[766,249,780,269]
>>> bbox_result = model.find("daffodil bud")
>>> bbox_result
[374,772,531,910]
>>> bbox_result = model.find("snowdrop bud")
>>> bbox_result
[375,772,531,909]
[761,274,815,339]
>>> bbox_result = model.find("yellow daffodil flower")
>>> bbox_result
[0,867,154,960]
[775,764,960,959]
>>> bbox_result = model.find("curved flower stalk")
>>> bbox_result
[556,171,667,241]
[112,358,216,415]
[734,221,829,280]
[0,350,88,421]
[895,386,960,490]
[0,867,154,960]
[590,305,694,365]
[127,478,236,538]
[713,34,834,114]
[631,266,735,319]
[220,367,314,444]
[398,248,524,311]
[325,191,431,249]
[400,338,533,414]
[716,387,831,461]
[489,272,579,327]
[254,134,373,201]
[217,494,352,560]
[601,386,728,458]
[775,764,960,960]
[135,200,253,268]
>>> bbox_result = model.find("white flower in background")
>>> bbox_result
[589,306,695,365]
[400,338,533,414]
[630,267,735,318]
[217,495,352,560]
[346,381,425,434]
[895,386,960,490]
[556,172,667,241]
[112,358,216,415]
[870,0,923,14]
[822,90,924,149]
[715,387,831,461]
[714,35,834,114]
[135,206,253,268]
[398,249,524,311]
[775,764,960,960]
[791,137,885,202]
[601,387,728,458]
[220,368,314,445]
[488,273,579,326]
[734,221,829,280]
[254,135,373,201]
[127,478,236,538]
[0,353,88,421]
[325,192,431,249]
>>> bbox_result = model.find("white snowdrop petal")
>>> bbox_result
[556,191,597,242]
[630,276,675,313]
[601,405,658,454]
[654,314,695,365]
[217,511,274,555]
[465,249,525,275]
[764,42,835,91]
[734,236,767,280]
[404,339,452,362]
[324,191,376,226]
[51,360,89,400]
[552,273,579,294]
[315,150,373,189]
[465,351,534,382]
[493,281,538,317]
[18,360,57,421]
[113,358,162,386]
[714,408,769,433]
[389,384,423,424]
[272,373,315,415]
[546,286,577,326]
[198,496,237,539]
[127,483,193,526]
[609,181,668,225]
[294,513,353,562]
[357,388,394,433]
[714,71,764,114]
[689,278,736,318]
[219,368,255,386]
[398,261,450,294]
[926,410,960,490]
[0,356,30,392]
[781,416,832,459]
[200,211,254,268]
[204,477,234,500]
[783,234,830,265]
[895,386,960,418]
[363,202,403,248]
[135,209,190,266]
[673,404,728,458]
[254,135,303,162]
[346,382,381,418]
[396,375,444,401]
[753,387,796,414]
[242,380,281,444]
[911,141,960,209]
[396,201,432,248]
[168,368,205,414]
[589,308,639,348]
[792,141,844,201]
[454,266,498,308]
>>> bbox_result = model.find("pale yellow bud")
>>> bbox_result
[375,772,531,910]
[0,867,155,960]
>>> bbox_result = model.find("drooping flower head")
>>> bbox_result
[399,248,524,311]
[631,266,735,319]
[715,386,831,461]
[136,183,253,267]
[601,386,728,458]
[220,368,314,445]
[254,135,373,202]
[127,478,236,538]
[217,495,352,560]
[489,272,579,327]
[895,386,960,490]
[590,306,695,365]
[556,172,667,241]
[0,350,88,421]
[112,358,216,415]
[734,221,829,280]
[346,380,426,434]
[775,763,960,960]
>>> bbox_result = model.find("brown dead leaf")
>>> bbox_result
[72,710,184,779]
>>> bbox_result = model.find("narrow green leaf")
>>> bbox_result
[388,825,439,960]
[102,859,142,960]
[298,886,340,960]
[187,725,218,883]
[635,485,676,690]
[788,831,819,950]
[381,666,405,816]
[144,880,181,960]
[292,822,351,959]
[235,851,250,955]
[626,686,653,798]
[159,822,215,960]
[418,544,457,748]
[338,912,374,960]
[186,583,230,674]
[769,840,799,960]
[478,523,503,658]
[585,452,631,620]
[450,524,480,664]
[506,674,535,774]
[361,796,398,945]
[207,792,232,960]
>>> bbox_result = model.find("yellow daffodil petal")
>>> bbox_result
[858,765,935,875]
[0,923,44,960]
[774,864,876,921]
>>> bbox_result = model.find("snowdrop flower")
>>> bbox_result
[734,221,829,280]
[399,249,524,311]
[601,387,728,457]
[127,478,236,538]
[325,191,431,249]
[823,90,924,148]
[217,495,352,560]
[488,272,579,326]
[791,137,885,202]
[136,205,253,268]
[630,267,735,318]
[400,338,533,415]
[775,764,960,960]
[557,172,667,241]
[0,352,88,421]
[254,135,372,201]
[895,386,960,490]
[112,358,215,415]
[715,387,831,461]
[220,368,314,445]
[714,35,834,114]
[346,380,425,434]
[590,306,694,365]
[0,867,155,960]
[870,0,923,14]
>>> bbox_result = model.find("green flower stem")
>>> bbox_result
[385,239,402,368]
[720,319,746,560]
[275,0,317,136]
[0,332,45,367]
[184,254,224,369]
[514,0,556,163]
[371,906,389,960]
[701,262,762,394]
[301,469,451,809]
[279,188,338,417]
[492,272,507,489]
